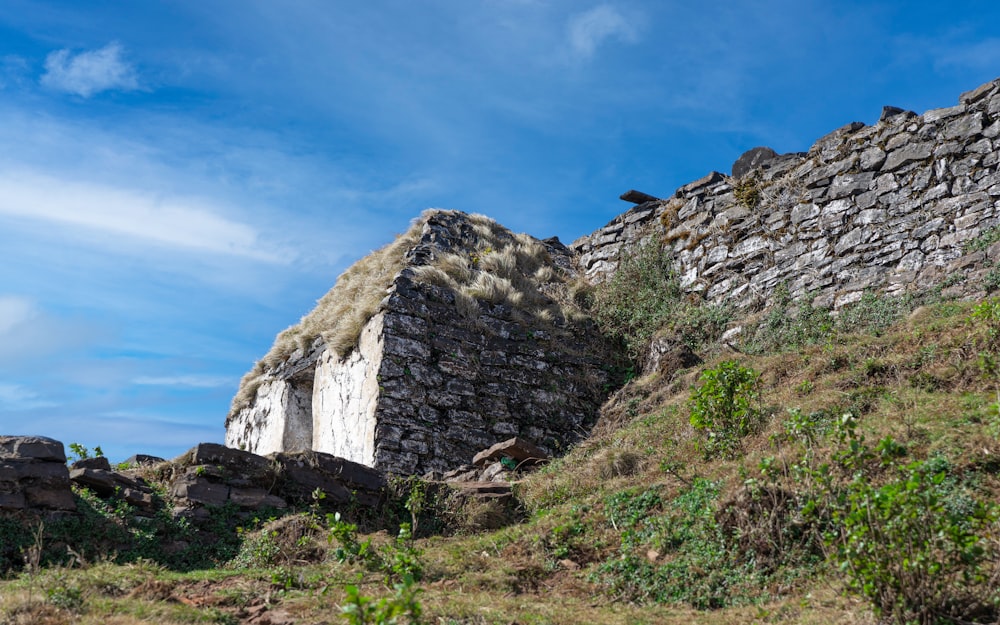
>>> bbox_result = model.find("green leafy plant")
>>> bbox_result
[67,443,103,464]
[340,578,422,625]
[328,512,376,566]
[828,460,999,624]
[689,361,764,459]
[591,238,681,360]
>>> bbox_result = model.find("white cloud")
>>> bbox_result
[0,170,289,262]
[0,295,36,334]
[934,38,1000,70]
[41,42,139,97]
[133,375,233,388]
[567,5,637,59]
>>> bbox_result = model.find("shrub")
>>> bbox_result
[689,361,764,459]
[828,460,999,625]
[591,238,681,361]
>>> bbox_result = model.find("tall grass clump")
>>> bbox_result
[591,238,729,361]
[230,212,430,417]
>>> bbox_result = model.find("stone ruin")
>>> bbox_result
[574,77,1000,313]
[226,210,617,475]
[1,435,384,523]
[4,75,1000,531]
[226,76,1000,478]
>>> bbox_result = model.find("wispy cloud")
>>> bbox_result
[0,295,36,334]
[567,5,638,59]
[133,375,234,389]
[0,55,31,90]
[0,170,290,262]
[0,383,57,410]
[41,41,139,97]
[933,38,1000,71]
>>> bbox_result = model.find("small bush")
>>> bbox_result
[689,361,764,459]
[829,460,999,624]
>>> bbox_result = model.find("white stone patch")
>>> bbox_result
[311,313,385,467]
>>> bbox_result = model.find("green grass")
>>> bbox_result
[6,298,1000,624]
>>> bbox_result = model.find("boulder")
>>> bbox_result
[472,437,548,468]
[0,436,66,463]
[732,147,779,179]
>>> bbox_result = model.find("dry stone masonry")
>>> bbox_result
[0,436,75,513]
[574,77,1000,312]
[227,211,615,475]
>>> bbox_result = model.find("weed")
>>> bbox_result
[340,578,423,625]
[964,224,1000,252]
[828,459,999,624]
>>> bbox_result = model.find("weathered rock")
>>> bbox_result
[70,467,119,497]
[124,454,166,466]
[732,146,779,179]
[0,437,75,512]
[71,457,112,471]
[0,436,66,463]
[620,189,660,204]
[473,437,549,468]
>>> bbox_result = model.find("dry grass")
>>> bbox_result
[229,209,579,419]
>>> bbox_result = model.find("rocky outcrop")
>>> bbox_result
[574,77,1000,312]
[0,436,75,512]
[227,210,616,476]
[169,443,385,522]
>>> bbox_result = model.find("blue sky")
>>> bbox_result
[1,1,998,462]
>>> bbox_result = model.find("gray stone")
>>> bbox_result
[124,454,166,466]
[0,436,66,463]
[69,467,119,497]
[731,147,779,179]
[171,476,230,506]
[71,457,111,471]
[883,143,933,171]
[473,437,549,468]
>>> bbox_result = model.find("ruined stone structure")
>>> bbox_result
[574,78,1000,311]
[228,77,1000,477]
[226,211,614,475]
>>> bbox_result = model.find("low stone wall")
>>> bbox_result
[573,77,1000,311]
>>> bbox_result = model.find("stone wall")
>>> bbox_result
[227,211,615,476]
[573,77,1000,311]
[367,265,610,475]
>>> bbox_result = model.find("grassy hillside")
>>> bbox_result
[3,288,1000,624]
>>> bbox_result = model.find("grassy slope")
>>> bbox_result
[4,297,1000,624]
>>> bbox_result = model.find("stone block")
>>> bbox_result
[0,436,66,463]
[883,143,933,171]
[229,487,287,509]
[70,467,119,497]
[24,486,76,511]
[71,457,112,471]
[123,454,167,466]
[0,491,26,510]
[171,476,230,507]
[473,437,549,468]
